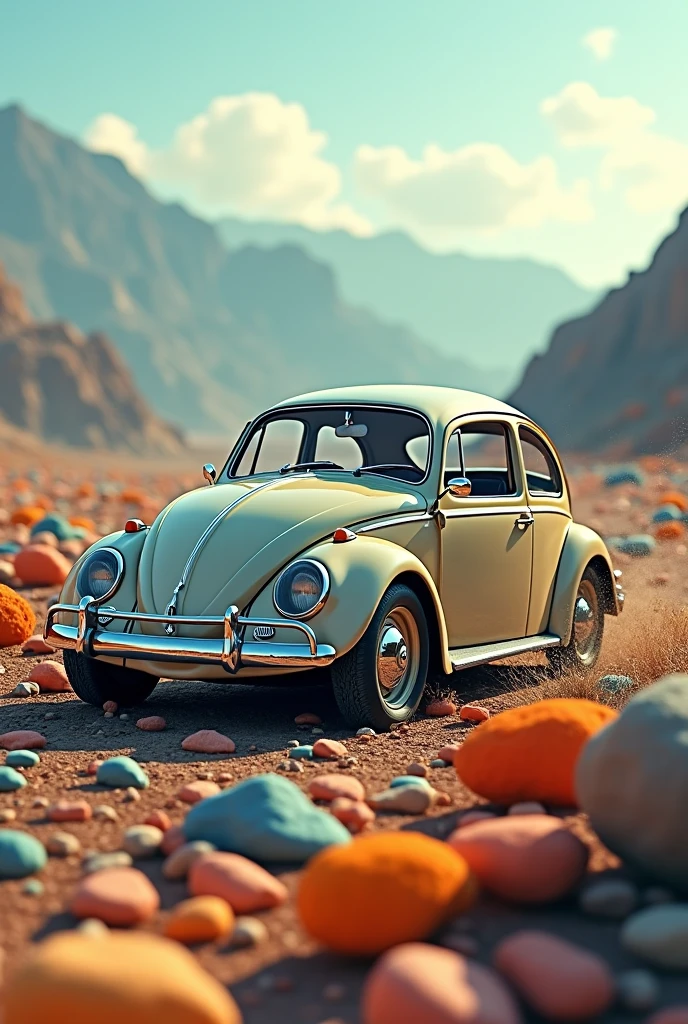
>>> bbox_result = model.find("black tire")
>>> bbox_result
[330,583,429,731]
[547,564,605,675]
[63,650,159,707]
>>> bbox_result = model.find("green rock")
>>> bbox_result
[0,830,47,879]
[96,755,149,789]
[0,766,27,791]
[6,749,40,768]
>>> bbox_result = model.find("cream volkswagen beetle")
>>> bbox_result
[46,386,623,730]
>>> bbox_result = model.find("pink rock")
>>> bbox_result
[313,738,348,760]
[48,800,93,822]
[425,698,457,717]
[362,942,522,1024]
[102,700,118,714]
[458,809,498,828]
[448,815,588,904]
[177,780,221,804]
[136,716,166,732]
[437,744,461,763]
[86,759,103,776]
[70,867,160,926]
[181,729,236,754]
[189,851,288,913]
[406,762,429,777]
[14,545,71,586]
[295,712,322,725]
[161,824,186,856]
[460,704,490,723]
[330,797,375,833]
[144,809,172,831]
[27,660,71,693]
[20,634,54,655]
[309,774,366,803]
[494,931,614,1020]
[647,1011,688,1024]
[0,730,46,750]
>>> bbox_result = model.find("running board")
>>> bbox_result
[449,633,561,672]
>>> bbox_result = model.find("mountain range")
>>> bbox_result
[510,208,688,456]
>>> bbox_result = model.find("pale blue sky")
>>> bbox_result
[2,0,687,286]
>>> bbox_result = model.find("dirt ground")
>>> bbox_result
[1,450,688,1021]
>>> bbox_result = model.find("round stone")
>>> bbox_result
[27,661,70,693]
[621,905,688,969]
[136,716,166,731]
[6,749,40,768]
[181,730,235,754]
[0,730,46,750]
[0,766,27,792]
[97,756,149,790]
[0,829,47,879]
[579,877,639,918]
[178,780,221,804]
[288,744,313,760]
[230,916,269,948]
[164,895,234,945]
[308,774,365,802]
[313,738,348,759]
[508,801,547,816]
[616,969,661,1012]
[46,832,81,857]
[162,840,216,881]
[48,800,92,822]
[70,867,160,926]
[189,850,288,913]
[122,824,164,858]
[329,797,375,833]
[82,851,133,875]
[368,784,435,815]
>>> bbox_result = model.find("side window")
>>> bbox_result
[314,425,362,470]
[519,426,562,496]
[457,422,517,497]
[234,419,304,475]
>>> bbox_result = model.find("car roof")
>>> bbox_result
[271,384,525,427]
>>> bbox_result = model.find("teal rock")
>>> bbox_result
[97,755,149,789]
[288,745,314,760]
[597,674,634,694]
[577,674,688,892]
[6,749,40,768]
[652,504,683,523]
[605,468,644,487]
[389,775,432,789]
[22,878,45,896]
[0,830,47,878]
[615,535,655,557]
[183,772,351,863]
[0,766,27,791]
[30,513,83,541]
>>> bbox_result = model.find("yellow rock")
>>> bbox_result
[3,930,241,1024]
[165,895,235,944]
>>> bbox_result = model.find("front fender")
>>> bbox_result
[549,523,619,644]
[248,534,451,672]
[57,530,149,625]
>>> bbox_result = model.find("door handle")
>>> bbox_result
[515,511,534,530]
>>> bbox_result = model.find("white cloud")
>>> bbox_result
[354,141,592,233]
[84,95,371,235]
[542,82,688,214]
[582,27,618,61]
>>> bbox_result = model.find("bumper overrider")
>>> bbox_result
[44,597,336,672]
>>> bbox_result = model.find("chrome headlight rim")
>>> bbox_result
[75,547,125,604]
[273,559,330,620]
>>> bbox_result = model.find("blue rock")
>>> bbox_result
[616,535,656,557]
[22,878,45,896]
[0,541,20,555]
[0,766,27,792]
[605,468,644,487]
[389,775,432,789]
[652,505,683,523]
[598,674,635,694]
[288,745,314,760]
[183,772,351,863]
[6,750,40,768]
[30,513,83,542]
[0,830,47,878]
[97,755,149,789]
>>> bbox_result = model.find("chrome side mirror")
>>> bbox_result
[446,476,471,497]
[203,463,217,486]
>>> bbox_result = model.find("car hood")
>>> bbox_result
[137,474,425,623]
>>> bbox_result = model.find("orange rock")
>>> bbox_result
[20,634,54,655]
[14,545,71,587]
[459,704,490,722]
[144,809,172,831]
[10,506,45,527]
[0,730,46,750]
[178,780,221,804]
[494,930,614,1020]
[69,515,96,532]
[189,851,288,913]
[181,730,236,754]
[308,774,365,802]
[70,867,160,926]
[164,895,234,945]
[329,797,375,833]
[363,942,522,1024]
[437,744,461,762]
[136,716,166,731]
[448,815,588,903]
[28,660,71,693]
[294,712,322,725]
[102,700,118,714]
[48,800,93,823]
[3,930,241,1024]
[298,831,476,955]
[161,825,186,856]
[453,698,617,806]
[0,585,36,647]
[656,521,685,541]
[658,491,688,512]
[425,698,457,717]
[313,738,348,759]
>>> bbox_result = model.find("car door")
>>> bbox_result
[439,418,533,648]
[517,424,572,636]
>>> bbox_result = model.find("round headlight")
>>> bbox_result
[273,559,329,619]
[76,548,124,603]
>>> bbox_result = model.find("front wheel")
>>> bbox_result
[63,650,159,707]
[330,583,429,731]
[547,565,605,675]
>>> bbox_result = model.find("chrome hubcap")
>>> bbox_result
[573,579,599,661]
[377,606,419,707]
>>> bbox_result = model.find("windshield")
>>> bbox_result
[228,405,431,483]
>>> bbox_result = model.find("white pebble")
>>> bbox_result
[122,824,164,858]
[231,916,269,948]
[46,831,81,857]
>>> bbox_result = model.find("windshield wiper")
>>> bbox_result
[279,461,345,474]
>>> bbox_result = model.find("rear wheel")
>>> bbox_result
[63,650,159,707]
[330,583,429,731]
[547,565,605,675]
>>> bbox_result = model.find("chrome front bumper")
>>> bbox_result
[44,597,336,672]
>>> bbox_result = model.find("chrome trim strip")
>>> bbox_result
[449,632,561,671]
[44,599,335,671]
[527,505,572,517]
[442,505,528,519]
[356,512,433,533]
